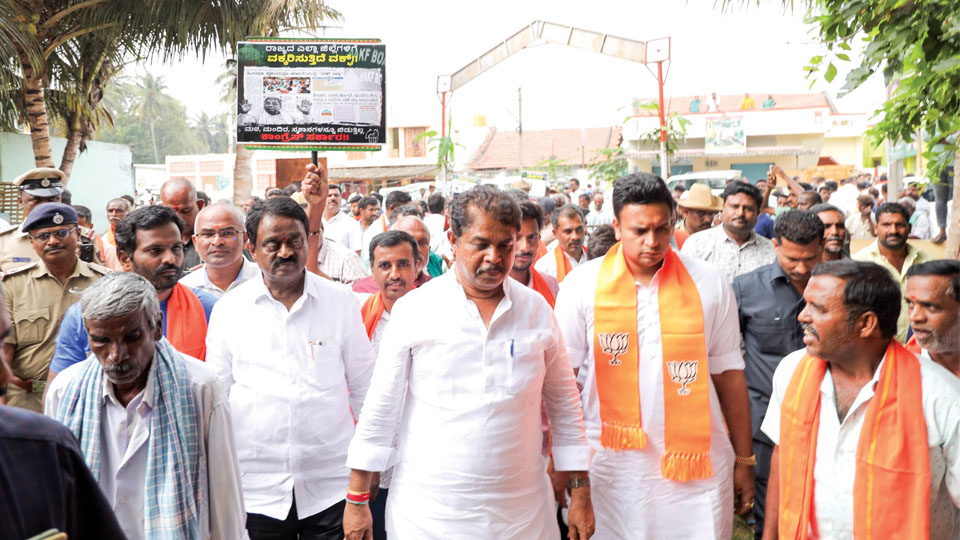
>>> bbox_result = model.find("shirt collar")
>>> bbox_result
[821,350,887,409]
[252,269,322,308]
[719,225,757,247]
[448,268,514,325]
[30,259,93,280]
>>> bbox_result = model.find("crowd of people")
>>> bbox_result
[0,162,957,540]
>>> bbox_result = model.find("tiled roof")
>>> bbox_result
[631,92,836,116]
[624,146,818,159]
[469,126,623,170]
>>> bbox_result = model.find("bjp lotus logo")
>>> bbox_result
[598,332,629,366]
[666,361,699,395]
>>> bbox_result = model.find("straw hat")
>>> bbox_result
[677,183,721,212]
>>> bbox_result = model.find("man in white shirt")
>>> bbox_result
[906,260,960,378]
[343,185,594,540]
[682,181,776,283]
[179,204,260,298]
[45,272,246,540]
[424,193,453,266]
[761,260,960,540]
[586,192,613,232]
[554,173,754,539]
[568,178,584,202]
[358,196,382,271]
[534,204,587,283]
[206,172,377,539]
[355,230,420,540]
[322,185,363,254]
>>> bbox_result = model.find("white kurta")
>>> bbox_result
[347,272,591,539]
[45,354,247,540]
[553,251,744,540]
[762,349,960,540]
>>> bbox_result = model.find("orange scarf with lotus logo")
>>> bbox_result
[778,340,929,540]
[593,243,712,481]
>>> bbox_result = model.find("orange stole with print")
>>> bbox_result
[361,292,385,339]
[778,341,929,540]
[165,283,208,360]
[593,243,712,481]
[529,268,555,308]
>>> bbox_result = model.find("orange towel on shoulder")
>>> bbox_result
[529,268,555,308]
[166,284,208,361]
[361,292,385,339]
[593,243,712,481]
[778,340,929,539]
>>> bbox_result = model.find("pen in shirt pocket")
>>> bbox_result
[510,339,514,358]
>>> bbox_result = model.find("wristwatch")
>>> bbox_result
[567,476,590,489]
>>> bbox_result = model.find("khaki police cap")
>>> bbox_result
[13,168,65,197]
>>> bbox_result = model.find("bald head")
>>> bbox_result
[160,178,203,236]
[392,215,430,275]
[193,204,246,269]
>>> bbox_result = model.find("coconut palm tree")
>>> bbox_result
[0,0,341,169]
[135,73,166,163]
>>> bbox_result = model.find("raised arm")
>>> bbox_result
[301,162,328,276]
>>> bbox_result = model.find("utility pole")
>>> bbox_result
[657,60,669,179]
[518,87,524,177]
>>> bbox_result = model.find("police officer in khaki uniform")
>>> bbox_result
[1,203,109,412]
[0,168,65,273]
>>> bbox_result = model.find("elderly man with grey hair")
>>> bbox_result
[44,272,246,540]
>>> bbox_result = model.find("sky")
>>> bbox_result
[140,0,887,134]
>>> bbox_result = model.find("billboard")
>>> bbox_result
[704,116,746,154]
[236,40,386,146]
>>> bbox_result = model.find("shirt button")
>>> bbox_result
[119,497,127,504]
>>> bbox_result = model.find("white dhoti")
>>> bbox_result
[590,447,733,539]
[386,460,559,539]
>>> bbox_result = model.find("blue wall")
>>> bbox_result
[0,132,133,234]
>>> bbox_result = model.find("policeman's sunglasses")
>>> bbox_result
[28,226,77,242]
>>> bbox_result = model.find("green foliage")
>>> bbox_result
[588,147,628,187]
[414,117,463,172]
[634,102,692,157]
[804,0,960,182]
[535,157,570,180]
[94,78,205,163]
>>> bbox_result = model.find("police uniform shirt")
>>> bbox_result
[0,224,40,272]
[2,259,109,412]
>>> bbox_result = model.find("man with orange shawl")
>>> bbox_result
[760,260,960,540]
[554,173,755,539]
[47,206,218,386]
[356,229,420,540]
[534,204,587,283]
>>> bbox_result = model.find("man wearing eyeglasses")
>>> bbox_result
[1,203,109,411]
[179,204,260,298]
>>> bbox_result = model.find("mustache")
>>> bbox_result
[385,278,406,288]
[801,323,819,340]
[476,263,504,276]
[102,363,131,375]
[156,263,180,275]
[825,235,843,242]
[272,255,298,269]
